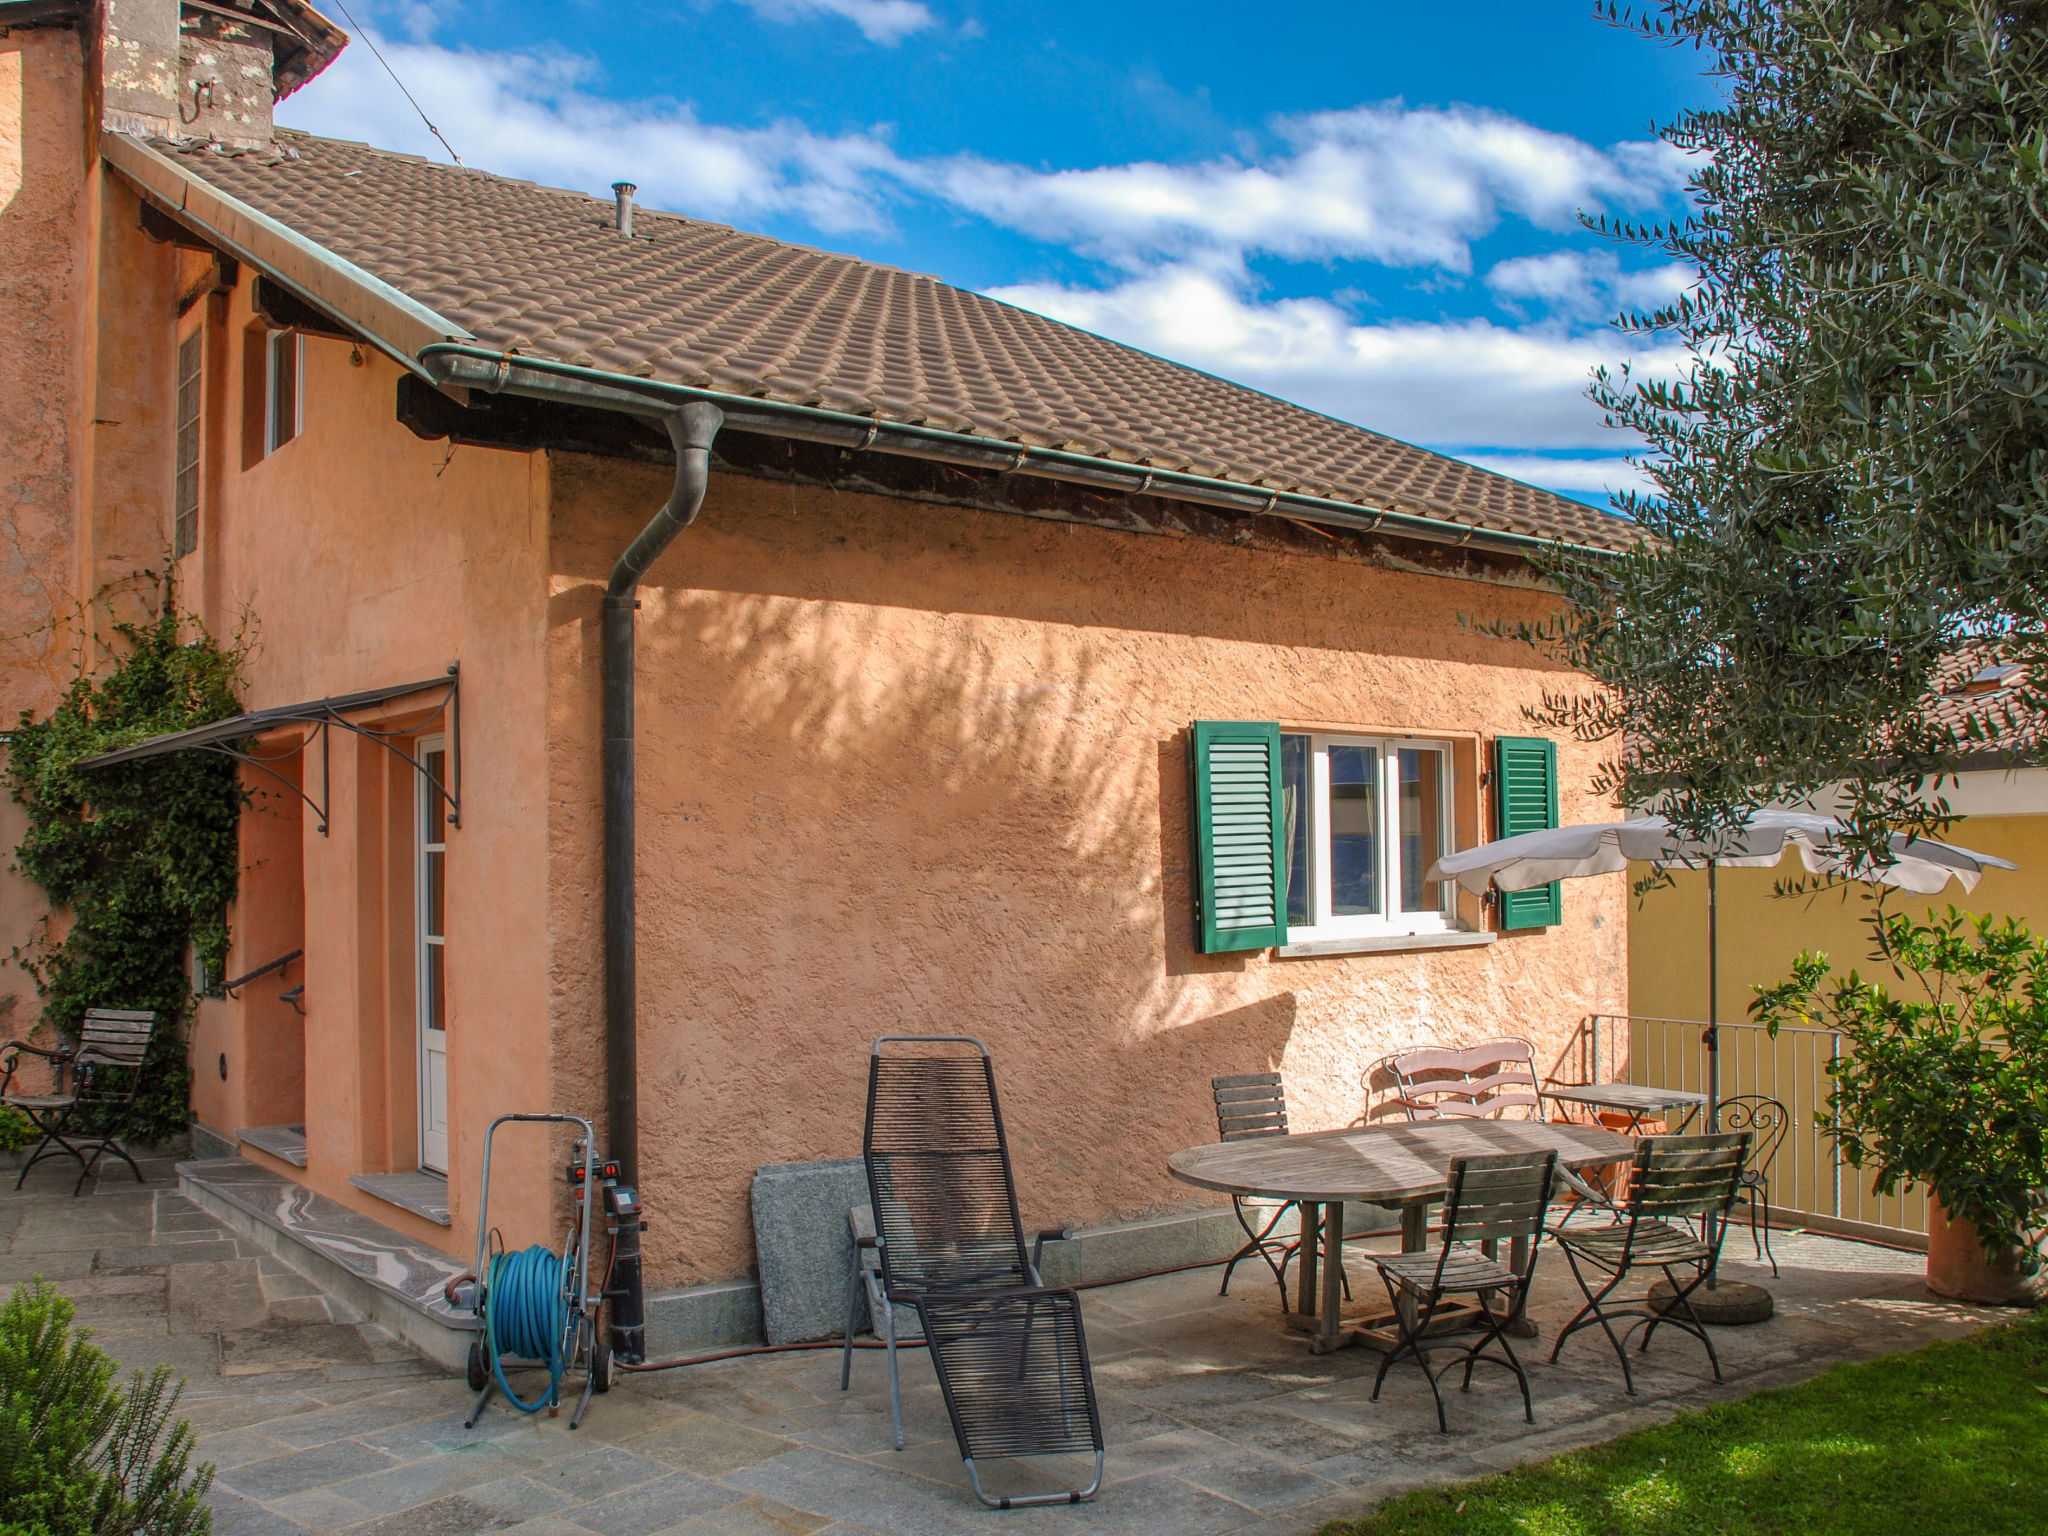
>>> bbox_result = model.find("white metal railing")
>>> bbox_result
[1566,1013,1928,1237]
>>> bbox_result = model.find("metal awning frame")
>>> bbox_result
[76,667,461,837]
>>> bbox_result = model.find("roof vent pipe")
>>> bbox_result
[611,181,636,236]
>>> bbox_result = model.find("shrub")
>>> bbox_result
[0,1107,37,1153]
[0,1278,213,1536]
[1752,907,2048,1268]
[4,585,246,1145]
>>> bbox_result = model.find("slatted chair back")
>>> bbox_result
[1626,1132,1751,1223]
[1212,1073,1288,1142]
[1439,1150,1559,1252]
[77,1010,155,1072]
[1392,1039,1545,1122]
[864,1036,1031,1299]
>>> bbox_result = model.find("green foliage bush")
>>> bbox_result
[4,591,245,1145]
[1752,907,2048,1267]
[0,1278,213,1536]
[0,1106,37,1153]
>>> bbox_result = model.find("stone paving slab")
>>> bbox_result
[0,1153,2011,1535]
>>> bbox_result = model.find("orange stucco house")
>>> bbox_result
[1,0,1634,1359]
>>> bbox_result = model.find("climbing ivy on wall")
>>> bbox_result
[5,587,247,1144]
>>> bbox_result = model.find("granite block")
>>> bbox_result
[750,1157,869,1346]
[644,1278,766,1355]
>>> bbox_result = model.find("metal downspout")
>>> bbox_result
[603,402,723,1366]
[607,401,724,1190]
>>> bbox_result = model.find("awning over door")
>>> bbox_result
[75,669,460,835]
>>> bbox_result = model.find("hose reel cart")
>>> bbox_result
[448,1112,616,1429]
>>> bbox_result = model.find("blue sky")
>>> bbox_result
[282,1,1720,506]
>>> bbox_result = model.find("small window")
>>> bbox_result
[265,330,302,454]
[1279,733,1452,940]
[173,332,202,557]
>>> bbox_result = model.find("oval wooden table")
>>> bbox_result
[1168,1118,1639,1354]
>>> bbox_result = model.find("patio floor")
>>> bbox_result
[0,1152,2009,1536]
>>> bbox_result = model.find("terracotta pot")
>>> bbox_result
[1926,1202,2048,1306]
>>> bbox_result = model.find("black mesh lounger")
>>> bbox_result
[841,1036,1073,1463]
[917,1285,1104,1508]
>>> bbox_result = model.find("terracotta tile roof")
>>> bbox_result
[167,130,1638,552]
[1925,645,2044,755]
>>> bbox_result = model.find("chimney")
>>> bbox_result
[97,0,348,150]
[612,181,636,237]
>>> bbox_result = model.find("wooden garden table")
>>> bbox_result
[1544,1082,1708,1134]
[1167,1118,1638,1354]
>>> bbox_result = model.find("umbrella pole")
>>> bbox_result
[1707,857,1719,1132]
[1655,853,1769,1322]
[1705,858,1721,1287]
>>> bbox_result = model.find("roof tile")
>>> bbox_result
[172,130,1639,551]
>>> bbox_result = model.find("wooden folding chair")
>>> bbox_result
[1392,1038,1613,1224]
[1368,1149,1558,1432]
[1549,1132,1752,1394]
[1,1009,160,1196]
[1391,1039,1548,1121]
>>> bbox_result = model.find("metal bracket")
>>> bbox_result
[201,667,461,837]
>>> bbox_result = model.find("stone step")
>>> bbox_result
[349,1170,452,1225]
[177,1157,477,1373]
[235,1123,308,1167]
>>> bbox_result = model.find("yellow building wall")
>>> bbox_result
[1627,813,2047,1235]
[1628,813,2048,1025]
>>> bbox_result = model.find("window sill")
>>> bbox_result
[1274,930,1498,959]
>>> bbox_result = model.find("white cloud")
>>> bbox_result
[1486,249,1691,320]
[281,34,1689,466]
[280,34,909,232]
[734,0,937,45]
[921,104,1689,273]
[1454,453,1658,500]
[987,264,1686,452]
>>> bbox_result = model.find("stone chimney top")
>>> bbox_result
[98,0,348,149]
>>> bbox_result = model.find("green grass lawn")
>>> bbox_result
[1322,1308,2048,1536]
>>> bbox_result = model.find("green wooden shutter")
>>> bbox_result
[1494,735,1561,929]
[1189,721,1287,953]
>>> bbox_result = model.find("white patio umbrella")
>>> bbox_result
[1426,809,2015,1127]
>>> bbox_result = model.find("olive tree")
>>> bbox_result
[1520,0,2048,854]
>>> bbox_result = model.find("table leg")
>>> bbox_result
[1296,1202,1321,1323]
[1401,1201,1429,1252]
[1506,1234,1539,1338]
[1315,1200,1345,1354]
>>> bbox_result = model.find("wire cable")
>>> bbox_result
[322,0,465,166]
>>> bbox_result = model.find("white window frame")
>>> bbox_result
[264,329,303,455]
[415,734,449,1173]
[1283,733,1455,941]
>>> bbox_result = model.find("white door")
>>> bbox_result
[416,736,450,1174]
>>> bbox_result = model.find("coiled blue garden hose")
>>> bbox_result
[487,1245,568,1412]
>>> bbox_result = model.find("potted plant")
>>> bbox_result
[1751,906,2048,1304]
